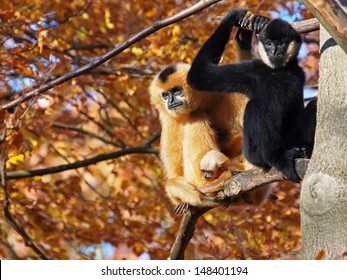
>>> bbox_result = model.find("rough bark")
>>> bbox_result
[300,26,347,259]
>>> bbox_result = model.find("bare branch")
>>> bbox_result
[220,158,309,199]
[4,143,158,181]
[169,207,211,260]
[290,18,320,34]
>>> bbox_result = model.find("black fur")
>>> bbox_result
[291,99,317,157]
[187,9,316,182]
[159,65,176,82]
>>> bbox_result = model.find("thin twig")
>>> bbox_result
[96,89,145,139]
[52,121,119,146]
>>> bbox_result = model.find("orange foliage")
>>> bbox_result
[0,0,317,259]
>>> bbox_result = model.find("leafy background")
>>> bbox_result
[0,0,318,259]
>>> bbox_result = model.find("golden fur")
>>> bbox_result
[150,63,250,208]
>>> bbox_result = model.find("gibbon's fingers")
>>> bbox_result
[239,14,270,33]
[237,11,255,30]
[240,10,254,22]
[174,202,189,214]
[252,15,270,33]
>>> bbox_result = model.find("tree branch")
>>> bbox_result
[298,0,347,54]
[290,18,320,33]
[169,207,211,260]
[219,158,309,199]
[0,0,222,111]
[4,144,158,180]
[52,121,120,146]
[217,17,320,33]
[169,158,309,259]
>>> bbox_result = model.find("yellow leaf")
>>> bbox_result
[203,213,213,222]
[7,154,25,165]
[82,12,89,20]
[249,238,257,249]
[172,25,181,37]
[131,47,143,56]
[105,8,114,29]
[96,218,105,229]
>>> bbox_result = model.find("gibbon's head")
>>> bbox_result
[149,63,211,118]
[256,19,302,69]
[200,150,231,181]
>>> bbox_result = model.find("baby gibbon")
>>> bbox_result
[200,150,232,182]
[200,150,245,183]
[199,150,272,207]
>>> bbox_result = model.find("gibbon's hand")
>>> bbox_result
[222,9,249,26]
[234,28,253,50]
[239,14,270,33]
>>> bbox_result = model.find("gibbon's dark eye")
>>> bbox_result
[162,92,169,100]
[171,86,183,96]
[217,165,226,172]
[277,41,283,46]
[266,41,272,46]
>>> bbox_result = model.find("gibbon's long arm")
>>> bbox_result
[187,9,267,96]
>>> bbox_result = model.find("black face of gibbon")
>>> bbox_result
[161,86,184,110]
[256,19,302,69]
[187,9,316,182]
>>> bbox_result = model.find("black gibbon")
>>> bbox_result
[187,9,316,183]
[150,18,272,212]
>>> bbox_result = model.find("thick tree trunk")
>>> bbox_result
[300,26,347,259]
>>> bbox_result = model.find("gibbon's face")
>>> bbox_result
[161,85,185,112]
[257,19,302,69]
[200,150,230,181]
[149,64,199,118]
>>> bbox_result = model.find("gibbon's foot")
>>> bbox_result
[299,147,309,158]
[174,202,189,214]
[268,194,278,201]
[280,148,304,183]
